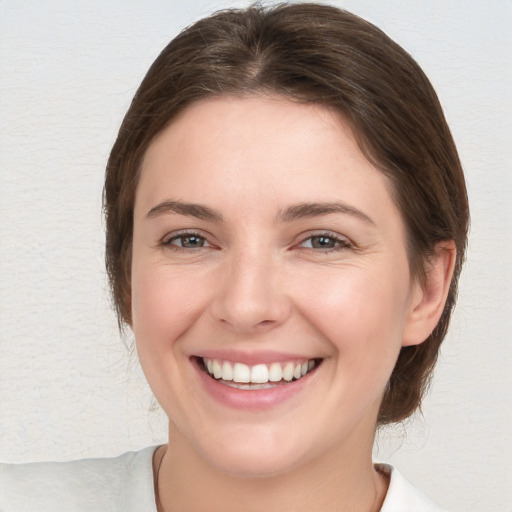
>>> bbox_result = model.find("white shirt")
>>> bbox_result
[0,447,446,511]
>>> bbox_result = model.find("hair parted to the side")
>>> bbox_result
[104,3,469,425]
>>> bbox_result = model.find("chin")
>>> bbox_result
[192,425,311,479]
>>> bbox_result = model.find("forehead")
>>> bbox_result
[136,94,399,226]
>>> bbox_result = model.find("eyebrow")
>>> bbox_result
[146,200,224,222]
[277,202,375,225]
[146,199,374,226]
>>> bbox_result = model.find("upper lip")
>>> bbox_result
[192,350,321,366]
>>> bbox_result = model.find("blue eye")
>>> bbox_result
[300,234,350,250]
[166,233,208,249]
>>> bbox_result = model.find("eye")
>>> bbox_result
[163,232,210,249]
[298,233,351,250]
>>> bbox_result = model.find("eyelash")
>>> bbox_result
[296,231,352,252]
[161,230,352,253]
[161,231,213,251]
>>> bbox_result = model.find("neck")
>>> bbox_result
[154,426,388,512]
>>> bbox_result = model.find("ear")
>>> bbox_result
[402,241,456,347]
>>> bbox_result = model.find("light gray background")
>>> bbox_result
[1,1,511,511]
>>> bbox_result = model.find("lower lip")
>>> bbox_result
[192,358,317,410]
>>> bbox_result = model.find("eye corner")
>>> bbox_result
[292,231,354,253]
[160,230,219,252]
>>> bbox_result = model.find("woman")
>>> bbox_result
[0,3,468,511]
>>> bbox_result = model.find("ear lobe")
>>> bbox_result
[402,241,456,347]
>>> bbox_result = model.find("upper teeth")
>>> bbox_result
[203,358,316,384]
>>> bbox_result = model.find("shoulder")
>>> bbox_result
[0,446,158,512]
[377,463,448,512]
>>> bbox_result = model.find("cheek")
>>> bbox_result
[296,265,411,356]
[130,264,209,399]
[131,263,210,350]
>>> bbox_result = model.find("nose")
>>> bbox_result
[210,248,291,333]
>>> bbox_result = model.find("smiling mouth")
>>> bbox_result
[199,357,321,390]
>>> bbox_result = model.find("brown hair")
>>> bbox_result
[104,3,469,424]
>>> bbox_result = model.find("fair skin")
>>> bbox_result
[131,95,455,511]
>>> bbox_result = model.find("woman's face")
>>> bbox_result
[131,95,423,476]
